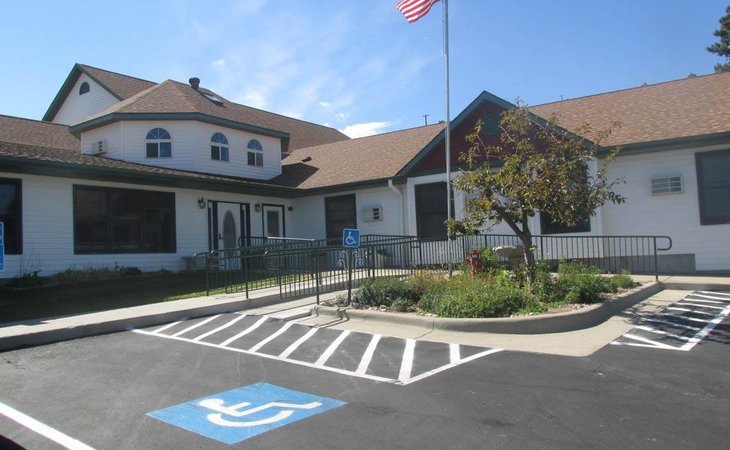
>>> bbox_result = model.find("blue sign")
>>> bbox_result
[0,222,4,272]
[148,383,346,445]
[342,228,360,248]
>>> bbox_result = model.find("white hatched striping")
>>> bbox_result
[133,317,502,386]
[682,297,726,305]
[666,307,715,316]
[314,330,351,366]
[219,316,269,346]
[643,317,701,331]
[192,314,247,341]
[152,321,182,334]
[249,322,295,352]
[172,314,222,337]
[680,302,725,310]
[279,328,319,358]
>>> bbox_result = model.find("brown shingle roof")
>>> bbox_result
[274,124,444,189]
[77,79,350,151]
[79,64,157,100]
[0,115,79,150]
[529,71,730,146]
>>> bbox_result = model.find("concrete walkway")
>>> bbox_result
[1,274,728,355]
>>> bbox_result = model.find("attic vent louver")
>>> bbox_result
[651,176,683,195]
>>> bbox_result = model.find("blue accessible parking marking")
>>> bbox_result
[147,383,346,445]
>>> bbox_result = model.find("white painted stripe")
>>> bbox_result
[355,334,382,375]
[0,401,95,450]
[449,344,460,364]
[398,339,416,382]
[692,292,730,301]
[697,290,730,297]
[609,341,676,350]
[679,304,730,351]
[219,316,269,347]
[171,315,222,337]
[679,302,725,310]
[643,317,702,331]
[683,296,726,304]
[248,322,295,352]
[314,330,351,366]
[152,321,182,334]
[635,326,693,342]
[133,329,395,385]
[619,333,678,350]
[192,314,247,342]
[666,307,715,316]
[403,348,503,385]
[658,313,712,324]
[279,328,319,359]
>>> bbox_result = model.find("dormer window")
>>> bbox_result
[211,132,229,161]
[146,128,172,158]
[247,139,264,167]
[79,82,90,95]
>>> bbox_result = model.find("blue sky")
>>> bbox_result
[0,0,727,137]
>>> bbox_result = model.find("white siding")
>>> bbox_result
[289,186,405,240]
[601,145,730,271]
[78,120,283,180]
[52,74,120,125]
[0,172,292,279]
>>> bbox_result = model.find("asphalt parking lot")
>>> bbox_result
[1,291,729,449]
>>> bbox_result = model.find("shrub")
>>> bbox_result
[555,260,615,304]
[610,271,635,290]
[352,277,418,308]
[419,273,529,318]
[479,247,503,273]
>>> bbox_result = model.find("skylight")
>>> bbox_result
[202,92,224,106]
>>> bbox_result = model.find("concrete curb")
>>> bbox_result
[0,291,284,352]
[312,282,664,334]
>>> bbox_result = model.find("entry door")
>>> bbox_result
[262,205,285,238]
[211,202,248,250]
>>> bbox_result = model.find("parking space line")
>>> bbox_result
[0,401,95,450]
[192,314,247,342]
[398,339,416,383]
[658,313,712,324]
[688,293,730,302]
[314,330,351,366]
[403,348,504,385]
[635,325,693,341]
[249,322,295,352]
[667,307,715,316]
[682,297,726,304]
[219,316,269,346]
[679,304,730,351]
[171,314,221,337]
[355,334,382,375]
[279,328,319,358]
[449,344,460,364]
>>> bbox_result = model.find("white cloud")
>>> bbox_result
[335,112,349,121]
[212,58,226,66]
[340,121,394,138]
[318,101,331,107]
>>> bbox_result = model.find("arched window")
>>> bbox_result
[247,139,263,167]
[146,128,172,158]
[211,132,229,161]
[79,81,90,95]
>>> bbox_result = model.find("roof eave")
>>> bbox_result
[600,131,730,157]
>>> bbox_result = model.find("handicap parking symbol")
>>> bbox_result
[148,383,346,445]
[343,228,360,248]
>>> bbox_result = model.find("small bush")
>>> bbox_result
[555,261,615,304]
[419,273,529,318]
[352,277,418,308]
[479,247,503,273]
[610,271,635,290]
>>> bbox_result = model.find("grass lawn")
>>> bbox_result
[0,272,207,324]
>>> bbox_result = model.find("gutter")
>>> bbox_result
[387,179,406,235]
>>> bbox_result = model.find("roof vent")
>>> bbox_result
[301,156,312,163]
[189,77,200,90]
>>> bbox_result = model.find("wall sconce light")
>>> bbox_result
[254,203,261,212]
[197,197,206,209]
[288,206,294,212]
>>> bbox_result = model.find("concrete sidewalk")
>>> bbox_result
[1,274,728,355]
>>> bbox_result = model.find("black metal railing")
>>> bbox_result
[195,233,672,299]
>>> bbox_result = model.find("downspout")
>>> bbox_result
[388,179,406,236]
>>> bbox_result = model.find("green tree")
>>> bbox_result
[708,6,730,73]
[449,106,625,285]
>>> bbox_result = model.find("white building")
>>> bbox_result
[0,64,728,279]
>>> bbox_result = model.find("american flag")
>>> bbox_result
[396,0,441,23]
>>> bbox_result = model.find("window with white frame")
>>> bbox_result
[211,132,229,161]
[146,128,172,158]
[247,139,264,167]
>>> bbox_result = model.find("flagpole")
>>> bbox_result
[443,0,453,276]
